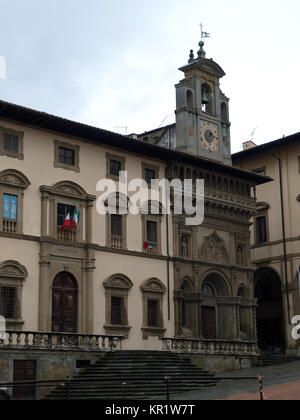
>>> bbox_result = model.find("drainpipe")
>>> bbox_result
[271,149,291,324]
[165,165,172,321]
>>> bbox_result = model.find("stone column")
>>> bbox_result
[41,194,48,237]
[38,249,50,332]
[84,258,95,334]
[86,203,93,244]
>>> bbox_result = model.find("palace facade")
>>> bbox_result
[0,39,270,395]
[233,134,300,355]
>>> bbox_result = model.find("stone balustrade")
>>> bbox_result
[205,188,256,208]
[111,235,123,249]
[2,219,18,233]
[0,331,124,352]
[161,338,257,356]
[56,228,77,242]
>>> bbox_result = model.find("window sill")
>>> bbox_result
[142,327,166,340]
[0,151,24,160]
[54,162,80,173]
[104,324,131,338]
[5,319,25,330]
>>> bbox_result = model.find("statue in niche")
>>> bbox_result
[200,231,229,264]
[181,235,189,258]
[237,245,245,267]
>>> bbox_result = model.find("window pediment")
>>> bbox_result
[40,181,95,201]
[0,169,30,189]
[257,202,270,211]
[141,278,166,294]
[104,274,133,290]
[0,260,28,280]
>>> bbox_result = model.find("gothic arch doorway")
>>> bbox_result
[201,272,230,340]
[52,272,78,333]
[254,268,285,353]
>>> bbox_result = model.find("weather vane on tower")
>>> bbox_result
[200,23,211,41]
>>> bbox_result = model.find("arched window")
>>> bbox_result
[217,177,223,190]
[205,174,211,189]
[180,235,190,259]
[237,286,248,298]
[202,282,216,297]
[201,84,213,113]
[224,179,229,192]
[211,176,216,189]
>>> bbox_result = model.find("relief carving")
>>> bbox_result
[199,231,229,264]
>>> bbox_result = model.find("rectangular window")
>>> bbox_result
[58,147,75,166]
[3,133,19,153]
[3,194,18,220]
[111,296,124,325]
[256,216,268,244]
[110,160,122,177]
[111,215,122,237]
[0,287,17,319]
[145,168,156,186]
[147,300,159,327]
[57,203,75,227]
[147,221,158,244]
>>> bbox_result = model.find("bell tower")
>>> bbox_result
[175,39,232,164]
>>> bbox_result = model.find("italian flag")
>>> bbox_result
[70,208,80,230]
[144,241,156,250]
[62,213,71,230]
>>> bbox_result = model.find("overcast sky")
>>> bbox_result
[0,0,299,152]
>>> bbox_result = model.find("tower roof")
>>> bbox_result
[179,40,225,78]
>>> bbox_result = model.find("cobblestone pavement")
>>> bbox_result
[167,361,300,400]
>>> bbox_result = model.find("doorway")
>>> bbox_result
[254,268,285,353]
[52,272,78,333]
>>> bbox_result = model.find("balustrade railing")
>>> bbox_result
[205,188,256,207]
[0,331,124,352]
[2,219,18,233]
[56,228,77,242]
[161,338,257,356]
[110,235,123,249]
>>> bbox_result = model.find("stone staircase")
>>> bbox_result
[256,355,300,368]
[46,351,219,400]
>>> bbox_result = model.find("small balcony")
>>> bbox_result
[2,219,18,234]
[110,235,123,249]
[56,228,77,242]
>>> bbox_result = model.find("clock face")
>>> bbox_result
[200,122,219,152]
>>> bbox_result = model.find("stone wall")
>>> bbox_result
[0,350,104,399]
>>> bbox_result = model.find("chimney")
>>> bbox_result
[243,141,257,151]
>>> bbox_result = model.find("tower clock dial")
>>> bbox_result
[200,122,219,152]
